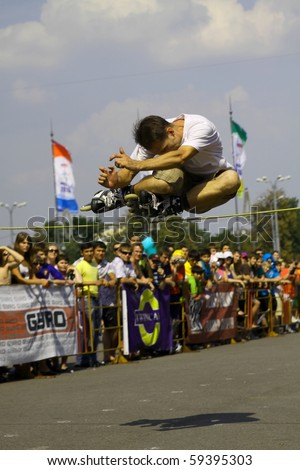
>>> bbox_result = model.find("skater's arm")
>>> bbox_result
[110,145,198,172]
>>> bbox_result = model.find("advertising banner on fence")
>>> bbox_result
[0,285,77,367]
[185,283,238,344]
[122,286,173,355]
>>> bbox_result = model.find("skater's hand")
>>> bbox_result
[110,147,140,171]
[98,166,119,188]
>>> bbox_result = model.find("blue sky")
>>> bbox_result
[0,0,299,245]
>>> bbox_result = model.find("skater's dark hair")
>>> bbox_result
[133,115,170,150]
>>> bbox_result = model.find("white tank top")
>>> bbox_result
[19,263,30,279]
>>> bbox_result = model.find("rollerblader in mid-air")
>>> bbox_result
[81,114,240,218]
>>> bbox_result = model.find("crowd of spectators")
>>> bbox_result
[0,231,299,381]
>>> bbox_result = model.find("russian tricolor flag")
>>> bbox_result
[52,140,78,213]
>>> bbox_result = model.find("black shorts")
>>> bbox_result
[102,306,118,328]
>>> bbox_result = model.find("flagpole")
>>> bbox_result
[50,121,58,220]
[229,98,241,250]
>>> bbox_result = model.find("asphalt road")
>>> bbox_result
[1,332,300,450]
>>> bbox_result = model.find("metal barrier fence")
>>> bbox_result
[76,285,125,364]
[76,281,298,364]
[234,282,295,338]
[76,286,181,363]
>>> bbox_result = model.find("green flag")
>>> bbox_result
[231,120,247,197]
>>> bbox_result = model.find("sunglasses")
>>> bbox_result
[33,261,42,266]
[48,249,58,253]
[120,250,132,255]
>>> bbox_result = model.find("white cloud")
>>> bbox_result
[1,0,300,70]
[41,0,159,24]
[150,0,300,64]
[0,0,161,69]
[0,21,59,68]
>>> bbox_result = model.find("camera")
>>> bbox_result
[172,258,186,265]
[66,270,75,280]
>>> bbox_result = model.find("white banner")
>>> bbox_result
[0,285,78,367]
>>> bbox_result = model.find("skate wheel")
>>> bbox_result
[124,193,139,204]
[80,204,92,212]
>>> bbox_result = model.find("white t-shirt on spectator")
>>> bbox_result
[108,257,136,280]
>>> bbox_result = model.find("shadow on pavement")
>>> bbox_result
[121,412,259,431]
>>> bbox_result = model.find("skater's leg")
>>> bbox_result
[133,168,184,196]
[186,169,240,214]
[133,175,173,196]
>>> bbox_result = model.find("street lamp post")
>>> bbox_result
[0,201,27,245]
[256,175,291,253]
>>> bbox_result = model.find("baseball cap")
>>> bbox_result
[216,252,225,259]
[241,252,248,258]
[223,251,233,258]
